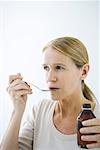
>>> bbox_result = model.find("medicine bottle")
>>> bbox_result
[77,103,96,149]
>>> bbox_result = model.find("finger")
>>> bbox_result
[87,142,100,149]
[7,80,31,93]
[9,79,23,87]
[9,73,23,84]
[10,85,32,94]
[11,89,32,99]
[13,84,31,91]
[80,126,100,134]
[10,81,31,91]
[81,134,100,142]
[82,118,100,126]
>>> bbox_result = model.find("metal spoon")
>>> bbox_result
[26,82,50,92]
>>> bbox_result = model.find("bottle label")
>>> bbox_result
[77,120,88,148]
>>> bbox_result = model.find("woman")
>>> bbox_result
[1,37,100,150]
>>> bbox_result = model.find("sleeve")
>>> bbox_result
[18,100,45,150]
[18,99,49,150]
[18,105,36,150]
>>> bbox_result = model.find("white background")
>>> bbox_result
[0,0,100,138]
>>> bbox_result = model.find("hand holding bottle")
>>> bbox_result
[80,118,100,149]
[77,104,100,149]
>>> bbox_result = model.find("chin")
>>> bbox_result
[50,94,60,101]
[52,98,59,101]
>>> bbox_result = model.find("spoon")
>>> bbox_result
[25,82,50,92]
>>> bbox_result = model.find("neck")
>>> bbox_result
[56,95,85,118]
[53,94,95,135]
[53,96,85,135]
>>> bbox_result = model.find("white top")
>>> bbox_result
[19,100,100,150]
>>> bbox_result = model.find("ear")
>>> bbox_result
[80,64,90,80]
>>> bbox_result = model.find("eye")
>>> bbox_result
[43,65,49,71]
[55,65,65,70]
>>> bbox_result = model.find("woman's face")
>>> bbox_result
[42,47,84,100]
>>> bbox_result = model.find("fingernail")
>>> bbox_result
[17,73,21,76]
[82,121,87,126]
[17,73,23,79]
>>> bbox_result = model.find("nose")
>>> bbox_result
[46,70,57,82]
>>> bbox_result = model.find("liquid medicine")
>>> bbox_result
[77,103,96,149]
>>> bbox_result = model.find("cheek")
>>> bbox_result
[64,74,81,90]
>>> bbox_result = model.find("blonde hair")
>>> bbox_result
[43,36,96,102]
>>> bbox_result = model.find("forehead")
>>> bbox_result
[42,47,74,65]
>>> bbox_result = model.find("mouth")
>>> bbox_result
[49,87,60,91]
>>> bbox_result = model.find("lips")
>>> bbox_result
[49,87,60,91]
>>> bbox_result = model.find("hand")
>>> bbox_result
[80,118,100,149]
[7,73,32,113]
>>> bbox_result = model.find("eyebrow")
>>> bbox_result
[42,63,67,67]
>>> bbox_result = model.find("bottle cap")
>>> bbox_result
[82,104,91,110]
[82,104,91,108]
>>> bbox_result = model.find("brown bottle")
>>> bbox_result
[77,103,96,149]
